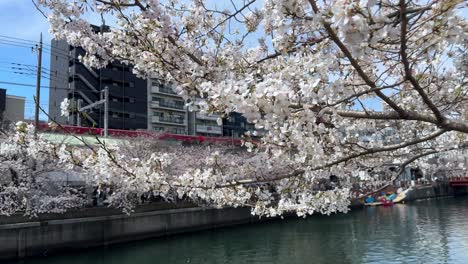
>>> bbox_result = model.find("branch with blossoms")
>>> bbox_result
[27,0,468,216]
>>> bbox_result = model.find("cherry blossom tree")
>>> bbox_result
[17,0,468,216]
[0,122,87,216]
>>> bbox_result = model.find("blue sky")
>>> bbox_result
[0,0,380,121]
[0,0,55,120]
[0,1,109,121]
[2,1,464,120]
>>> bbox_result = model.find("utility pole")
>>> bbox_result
[103,86,109,137]
[76,87,109,137]
[76,99,82,126]
[34,33,43,135]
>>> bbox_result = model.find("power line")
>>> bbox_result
[0,80,72,90]
[0,59,70,81]
[0,36,70,60]
[0,35,38,44]
[0,68,65,82]
[9,66,68,80]
[0,38,36,47]
[8,63,69,78]
[0,34,70,52]
[0,41,35,50]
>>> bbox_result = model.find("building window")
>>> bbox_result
[129,82,134,88]
[153,126,165,132]
[171,128,186,135]
[151,79,166,89]
[129,97,135,103]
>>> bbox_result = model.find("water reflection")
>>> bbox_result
[12,197,468,264]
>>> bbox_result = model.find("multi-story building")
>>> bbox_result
[222,112,256,138]
[48,28,147,130]
[194,112,223,137]
[147,79,225,136]
[48,26,256,138]
[147,78,188,134]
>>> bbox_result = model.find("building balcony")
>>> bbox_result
[151,86,179,96]
[196,125,222,134]
[196,112,220,121]
[150,101,186,112]
[152,116,186,126]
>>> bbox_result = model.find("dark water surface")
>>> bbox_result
[12,197,468,264]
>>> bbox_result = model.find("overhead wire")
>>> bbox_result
[0,35,158,119]
[0,41,36,50]
[0,35,71,61]
[0,60,70,81]
[0,34,70,52]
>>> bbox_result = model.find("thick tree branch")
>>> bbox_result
[211,129,447,188]
[307,0,409,119]
[399,0,445,124]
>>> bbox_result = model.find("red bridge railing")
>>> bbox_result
[37,123,245,145]
[449,177,468,187]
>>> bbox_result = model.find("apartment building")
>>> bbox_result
[48,25,255,138]
[194,112,223,137]
[222,112,256,138]
[147,78,188,134]
[48,28,147,130]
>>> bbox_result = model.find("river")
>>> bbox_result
[11,197,468,264]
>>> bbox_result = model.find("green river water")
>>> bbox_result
[11,197,468,264]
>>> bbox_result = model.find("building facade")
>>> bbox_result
[194,112,223,137]
[0,88,25,124]
[147,79,224,136]
[49,37,147,130]
[222,112,256,138]
[147,78,188,134]
[48,26,256,138]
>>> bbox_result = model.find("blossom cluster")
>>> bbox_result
[25,0,468,216]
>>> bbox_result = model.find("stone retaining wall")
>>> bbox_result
[405,183,468,201]
[0,207,257,260]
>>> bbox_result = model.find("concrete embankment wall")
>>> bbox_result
[0,207,257,260]
[1,183,466,260]
[405,183,468,202]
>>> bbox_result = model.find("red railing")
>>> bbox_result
[449,177,468,187]
[37,123,244,145]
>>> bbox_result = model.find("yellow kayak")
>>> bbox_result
[393,190,408,203]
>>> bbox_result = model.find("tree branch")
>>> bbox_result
[307,0,409,119]
[399,0,445,124]
[210,129,447,189]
